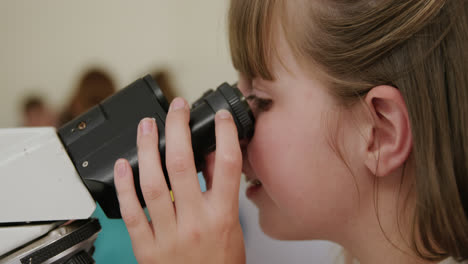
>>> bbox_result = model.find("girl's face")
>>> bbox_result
[237,32,366,241]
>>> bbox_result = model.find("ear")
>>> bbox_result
[363,86,413,177]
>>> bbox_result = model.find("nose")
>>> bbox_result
[239,138,254,175]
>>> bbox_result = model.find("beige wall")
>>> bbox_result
[0,0,236,127]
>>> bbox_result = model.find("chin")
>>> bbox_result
[258,211,310,240]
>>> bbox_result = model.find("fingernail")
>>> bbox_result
[170,97,185,111]
[216,109,232,120]
[140,118,154,135]
[116,159,127,177]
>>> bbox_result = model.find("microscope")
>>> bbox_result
[0,75,254,264]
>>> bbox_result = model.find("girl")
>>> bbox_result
[113,0,468,263]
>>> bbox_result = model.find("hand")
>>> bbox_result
[113,97,246,264]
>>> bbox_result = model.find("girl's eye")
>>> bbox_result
[246,94,273,114]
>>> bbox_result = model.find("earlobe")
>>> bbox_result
[363,86,413,177]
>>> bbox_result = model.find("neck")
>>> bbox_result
[333,167,439,264]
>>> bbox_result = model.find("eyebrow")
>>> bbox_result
[252,79,273,93]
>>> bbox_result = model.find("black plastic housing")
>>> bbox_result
[57,75,254,218]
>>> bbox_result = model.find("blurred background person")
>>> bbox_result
[59,68,116,126]
[21,95,57,127]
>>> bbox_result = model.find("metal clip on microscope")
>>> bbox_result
[0,75,255,264]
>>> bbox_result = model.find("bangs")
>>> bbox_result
[228,0,280,80]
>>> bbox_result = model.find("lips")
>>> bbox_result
[246,177,262,188]
[242,153,260,187]
[245,174,263,199]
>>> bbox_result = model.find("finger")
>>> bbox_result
[137,118,176,238]
[114,159,153,248]
[165,98,203,214]
[212,110,242,210]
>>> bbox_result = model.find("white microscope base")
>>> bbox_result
[0,222,60,257]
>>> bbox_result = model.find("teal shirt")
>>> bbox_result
[91,204,137,263]
[91,173,207,263]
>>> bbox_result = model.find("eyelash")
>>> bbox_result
[246,94,273,113]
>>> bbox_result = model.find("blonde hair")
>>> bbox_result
[229,0,468,261]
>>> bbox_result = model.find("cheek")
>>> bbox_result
[248,108,331,204]
[247,105,360,236]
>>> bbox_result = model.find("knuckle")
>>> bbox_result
[167,155,190,175]
[159,240,177,256]
[141,182,163,201]
[215,213,236,230]
[219,151,242,168]
[122,210,141,228]
[213,215,238,239]
[115,185,130,197]
[183,227,202,245]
